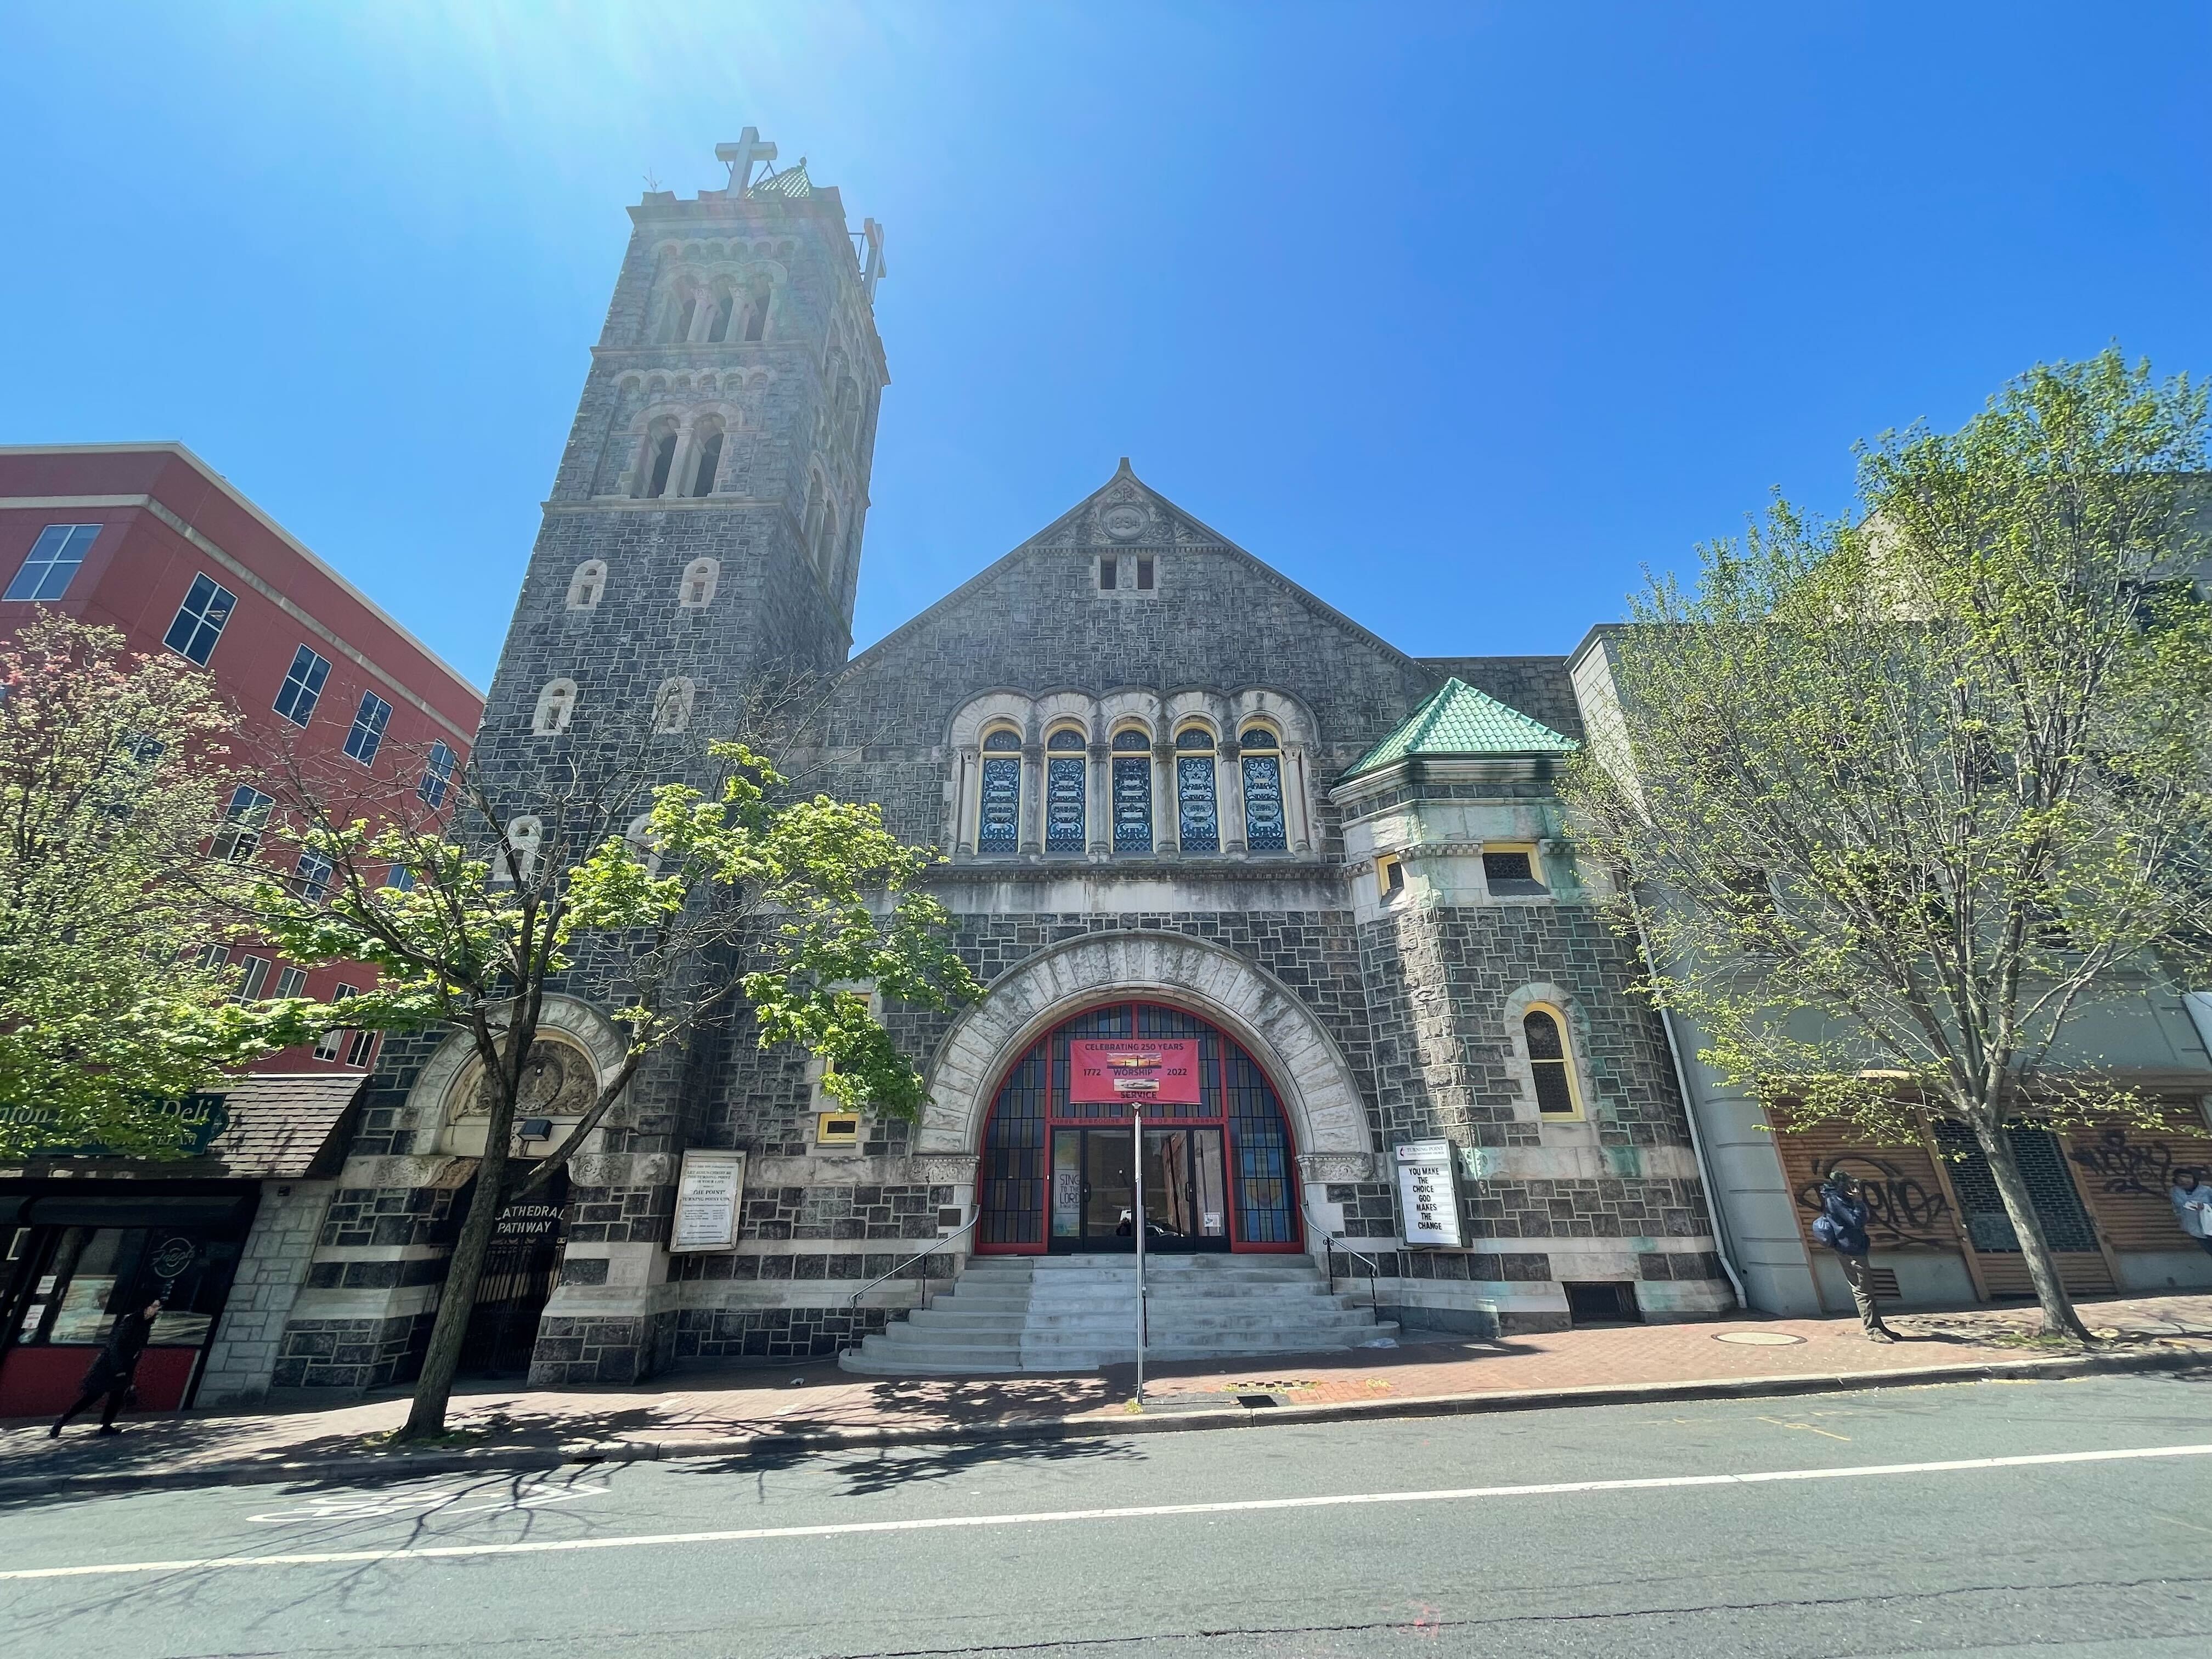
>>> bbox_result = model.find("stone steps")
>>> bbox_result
[839,1252,1398,1376]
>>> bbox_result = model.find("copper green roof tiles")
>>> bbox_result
[747,159,813,199]
[1344,677,1578,777]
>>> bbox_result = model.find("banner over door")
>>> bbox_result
[1068,1039,1201,1105]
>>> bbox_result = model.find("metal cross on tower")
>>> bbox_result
[714,128,777,195]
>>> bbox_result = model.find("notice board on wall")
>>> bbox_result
[671,1148,747,1253]
[1395,1139,1463,1247]
[1067,1039,1201,1106]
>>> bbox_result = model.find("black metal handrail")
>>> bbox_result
[842,1215,978,1358]
[1302,1201,1385,1319]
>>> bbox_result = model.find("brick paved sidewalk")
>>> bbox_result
[4,1292,2208,1488]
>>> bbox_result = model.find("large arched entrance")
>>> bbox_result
[976,1001,1302,1255]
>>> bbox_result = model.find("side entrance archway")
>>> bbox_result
[977,1001,1302,1255]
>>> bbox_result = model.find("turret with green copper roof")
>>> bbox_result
[1343,678,1578,779]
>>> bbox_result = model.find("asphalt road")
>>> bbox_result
[3,1371,2210,1658]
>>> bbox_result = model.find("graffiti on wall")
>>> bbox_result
[1792,1153,1956,1249]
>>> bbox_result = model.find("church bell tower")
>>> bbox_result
[476,132,888,782]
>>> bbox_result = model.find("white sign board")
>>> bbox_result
[670,1148,746,1253]
[1395,1138,1463,1248]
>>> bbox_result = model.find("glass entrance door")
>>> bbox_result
[1051,1127,1228,1251]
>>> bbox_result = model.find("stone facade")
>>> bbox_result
[271,140,1734,1389]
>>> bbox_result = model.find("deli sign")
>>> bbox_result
[1068,1039,1200,1106]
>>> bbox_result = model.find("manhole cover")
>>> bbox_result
[1713,1330,1807,1346]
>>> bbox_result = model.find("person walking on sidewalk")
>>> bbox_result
[2171,1170,2212,1258]
[1812,1173,1896,1342]
[48,1298,162,1437]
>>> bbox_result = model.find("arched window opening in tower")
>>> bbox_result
[679,557,720,609]
[500,816,544,886]
[653,676,696,735]
[1239,723,1287,852]
[670,294,698,345]
[567,560,607,610]
[1111,727,1153,853]
[978,727,1023,854]
[1175,724,1219,853]
[741,280,770,342]
[1523,1006,1583,1118]
[637,425,679,499]
[532,679,577,736]
[1045,726,1087,853]
[817,500,839,576]
[708,292,735,343]
[689,418,724,496]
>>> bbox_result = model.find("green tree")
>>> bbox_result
[261,684,979,1438]
[1568,351,2212,1341]
[0,614,324,1159]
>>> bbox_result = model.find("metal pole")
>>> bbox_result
[1132,1102,1146,1405]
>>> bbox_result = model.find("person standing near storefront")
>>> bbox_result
[47,1297,162,1437]
[2171,1170,2212,1258]
[1813,1173,1897,1341]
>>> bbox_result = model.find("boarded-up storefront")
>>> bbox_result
[1771,1100,2212,1311]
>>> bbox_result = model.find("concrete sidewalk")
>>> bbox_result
[5,1291,2209,1497]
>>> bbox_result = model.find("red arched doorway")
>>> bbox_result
[976,1001,1302,1254]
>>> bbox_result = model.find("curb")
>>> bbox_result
[5,1341,2204,1501]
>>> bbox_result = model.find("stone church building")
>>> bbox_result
[269,138,1737,1391]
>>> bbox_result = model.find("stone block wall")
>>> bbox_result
[195,1181,336,1407]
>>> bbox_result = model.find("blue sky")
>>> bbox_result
[3,4,2206,690]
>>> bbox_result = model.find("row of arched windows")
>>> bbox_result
[656,273,772,346]
[566,557,719,612]
[971,719,1291,858]
[632,412,731,500]
[530,676,696,736]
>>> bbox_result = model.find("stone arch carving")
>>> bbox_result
[917,930,1375,1178]
[408,994,633,1158]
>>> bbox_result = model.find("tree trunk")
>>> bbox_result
[1970,1116,2092,1344]
[398,1130,513,1440]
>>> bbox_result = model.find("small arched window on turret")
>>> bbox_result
[1238,724,1287,852]
[1522,1005,1583,1119]
[977,727,1023,854]
[1175,725,1219,853]
[1111,727,1154,853]
[652,677,696,735]
[679,557,720,610]
[566,560,607,611]
[532,679,577,736]
[687,415,724,497]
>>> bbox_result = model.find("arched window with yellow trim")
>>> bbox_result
[977,727,1022,854]
[1523,1005,1582,1118]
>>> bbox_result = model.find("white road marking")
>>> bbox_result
[9,1441,2211,1582]
[249,1485,606,1525]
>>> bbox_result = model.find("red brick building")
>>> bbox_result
[0,442,485,1072]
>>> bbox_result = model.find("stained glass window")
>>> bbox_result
[1111,729,1152,852]
[1524,1008,1579,1116]
[978,728,1022,853]
[1045,727,1087,853]
[1240,725,1287,852]
[1175,726,1218,853]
